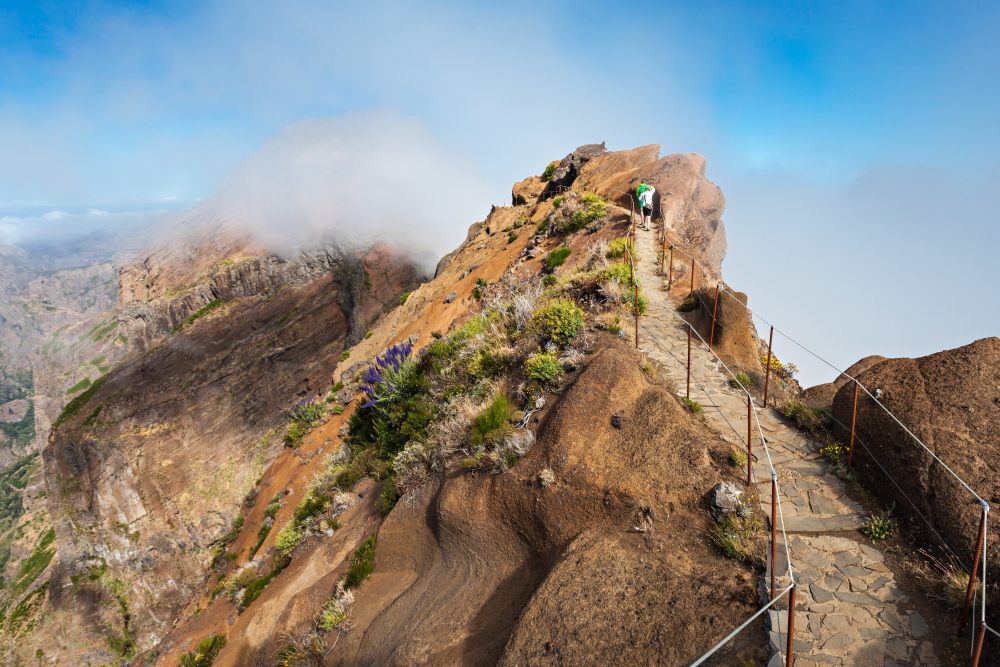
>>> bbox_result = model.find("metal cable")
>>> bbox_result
[720,289,987,504]
[688,584,794,667]
[823,411,968,568]
[986,623,1000,639]
[636,264,795,583]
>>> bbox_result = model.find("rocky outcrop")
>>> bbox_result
[573,146,728,276]
[331,342,762,666]
[831,337,1000,623]
[801,354,888,409]
[538,142,607,200]
[681,286,763,375]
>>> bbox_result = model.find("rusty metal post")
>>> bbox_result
[971,620,986,667]
[660,234,665,275]
[847,382,860,467]
[667,246,674,288]
[785,584,797,667]
[959,501,989,636]
[763,326,774,408]
[633,278,639,349]
[709,284,720,346]
[747,396,753,487]
[686,325,692,399]
[770,471,778,601]
[689,257,696,295]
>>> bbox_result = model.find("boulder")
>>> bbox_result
[709,481,744,522]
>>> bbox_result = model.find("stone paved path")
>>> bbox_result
[630,226,938,666]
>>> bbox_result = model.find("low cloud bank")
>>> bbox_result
[203,111,492,271]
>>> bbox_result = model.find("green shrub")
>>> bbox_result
[565,193,606,232]
[541,161,558,181]
[681,396,702,413]
[339,349,351,361]
[551,196,564,209]
[284,420,309,448]
[524,352,564,384]
[507,230,519,244]
[274,522,303,557]
[605,237,633,260]
[781,400,820,431]
[728,372,753,390]
[179,634,226,667]
[471,394,511,447]
[603,262,646,314]
[860,510,897,541]
[546,246,571,271]
[531,298,584,345]
[399,291,410,305]
[344,537,376,590]
[176,300,223,331]
[66,377,92,395]
[542,274,557,287]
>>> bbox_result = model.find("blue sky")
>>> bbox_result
[1,0,998,384]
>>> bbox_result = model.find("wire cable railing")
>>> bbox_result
[550,184,993,664]
[658,219,993,666]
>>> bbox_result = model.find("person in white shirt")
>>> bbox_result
[636,181,655,230]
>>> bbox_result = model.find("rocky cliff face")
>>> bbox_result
[34,239,419,662]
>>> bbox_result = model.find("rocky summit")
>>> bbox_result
[0,143,994,666]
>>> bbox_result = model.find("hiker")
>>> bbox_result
[636,181,655,230]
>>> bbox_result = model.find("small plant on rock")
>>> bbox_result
[681,396,702,414]
[507,230,519,244]
[781,399,820,432]
[274,522,303,557]
[179,634,226,667]
[728,372,753,390]
[538,468,556,488]
[819,442,846,460]
[541,161,558,181]
[860,509,897,541]
[344,537,376,590]
[728,448,748,468]
[565,193,606,232]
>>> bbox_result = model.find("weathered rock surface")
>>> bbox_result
[832,337,1000,624]
[802,354,888,409]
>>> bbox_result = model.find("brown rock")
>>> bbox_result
[832,337,1000,626]
[512,175,545,206]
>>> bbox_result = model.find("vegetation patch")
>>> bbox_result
[728,372,753,391]
[0,402,35,448]
[55,375,106,427]
[9,527,55,598]
[343,537,376,590]
[710,513,763,563]
[524,352,564,385]
[545,246,571,272]
[531,298,584,346]
[177,299,223,331]
[681,396,703,414]
[540,161,558,181]
[605,237,633,260]
[781,399,820,431]
[179,634,226,666]
[470,394,512,448]
[564,193,606,233]
[860,509,897,541]
[66,377,92,395]
[284,397,324,447]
